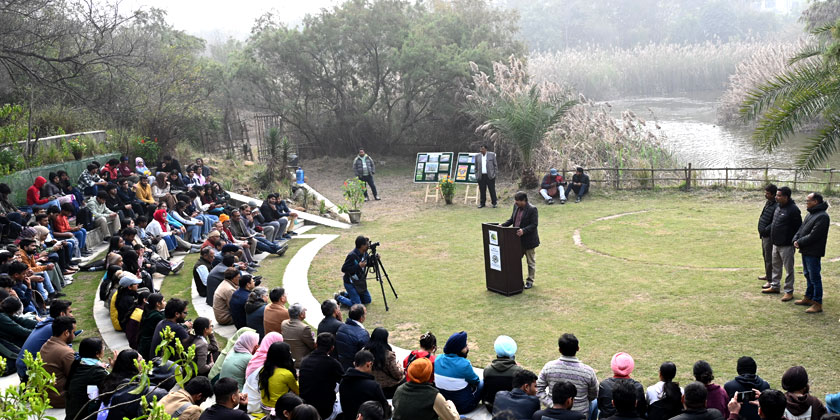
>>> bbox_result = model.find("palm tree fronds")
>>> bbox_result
[795,118,840,171]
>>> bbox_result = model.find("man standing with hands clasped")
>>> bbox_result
[501,192,539,289]
[475,145,498,208]
[354,148,379,201]
[762,186,801,300]
[792,192,829,313]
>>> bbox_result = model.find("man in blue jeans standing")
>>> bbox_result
[336,236,371,307]
[793,192,830,314]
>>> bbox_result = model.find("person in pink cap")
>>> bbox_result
[597,352,647,419]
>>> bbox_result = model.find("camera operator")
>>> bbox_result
[337,236,372,307]
[727,389,787,420]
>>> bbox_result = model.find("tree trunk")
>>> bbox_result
[519,167,539,189]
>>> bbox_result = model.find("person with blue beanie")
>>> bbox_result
[482,335,523,409]
[434,331,483,414]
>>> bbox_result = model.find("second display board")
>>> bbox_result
[454,152,479,184]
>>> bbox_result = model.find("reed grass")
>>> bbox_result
[529,40,774,99]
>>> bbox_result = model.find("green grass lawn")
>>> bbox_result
[307,189,840,397]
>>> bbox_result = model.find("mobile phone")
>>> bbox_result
[75,329,84,336]
[736,390,755,403]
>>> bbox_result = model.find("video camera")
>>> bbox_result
[361,237,397,311]
[364,237,380,253]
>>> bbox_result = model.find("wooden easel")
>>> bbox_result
[424,184,441,203]
[464,184,479,204]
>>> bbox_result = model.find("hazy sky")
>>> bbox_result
[118,0,341,40]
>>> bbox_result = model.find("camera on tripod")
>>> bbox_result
[362,238,397,311]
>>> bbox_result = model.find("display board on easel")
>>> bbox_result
[414,152,454,202]
[455,152,479,204]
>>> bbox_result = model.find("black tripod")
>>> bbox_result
[368,247,397,311]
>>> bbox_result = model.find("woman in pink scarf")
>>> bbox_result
[245,332,283,377]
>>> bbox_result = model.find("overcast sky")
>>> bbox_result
[118,0,341,41]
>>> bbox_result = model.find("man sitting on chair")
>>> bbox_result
[539,169,567,205]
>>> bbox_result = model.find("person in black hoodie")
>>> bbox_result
[339,349,391,420]
[482,335,523,409]
[723,357,771,420]
[781,366,826,420]
[299,333,344,419]
[757,184,778,283]
[792,192,830,313]
[669,382,724,420]
[763,186,801,300]
[598,352,647,419]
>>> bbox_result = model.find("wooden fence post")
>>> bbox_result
[793,171,798,191]
[615,168,620,190]
[829,169,834,192]
[685,163,692,190]
[725,168,729,188]
[650,163,654,190]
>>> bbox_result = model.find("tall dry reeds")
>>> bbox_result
[716,40,805,127]
[464,56,676,176]
[529,40,767,99]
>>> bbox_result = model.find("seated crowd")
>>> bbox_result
[17,282,840,420]
[3,158,838,420]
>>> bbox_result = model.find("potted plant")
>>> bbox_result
[338,178,366,223]
[437,175,456,204]
[64,137,87,160]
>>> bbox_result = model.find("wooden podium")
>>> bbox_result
[482,223,523,296]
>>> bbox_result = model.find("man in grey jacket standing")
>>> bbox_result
[763,186,801,301]
[353,149,379,201]
[792,192,830,313]
[757,184,778,284]
[474,145,498,208]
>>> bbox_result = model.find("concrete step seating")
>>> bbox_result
[1,194,493,420]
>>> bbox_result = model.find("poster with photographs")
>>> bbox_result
[414,152,454,183]
[456,165,469,181]
[454,153,479,184]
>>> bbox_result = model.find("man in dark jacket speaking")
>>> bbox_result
[763,186,801,300]
[792,192,829,313]
[757,184,778,284]
[501,192,540,289]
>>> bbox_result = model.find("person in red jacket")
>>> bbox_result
[26,176,61,210]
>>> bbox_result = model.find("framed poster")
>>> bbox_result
[454,152,479,184]
[414,152,454,183]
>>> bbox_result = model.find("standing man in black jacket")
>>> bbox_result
[763,187,801,300]
[757,185,778,284]
[792,192,830,313]
[501,192,540,289]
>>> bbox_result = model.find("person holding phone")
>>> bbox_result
[726,389,787,420]
[724,357,771,420]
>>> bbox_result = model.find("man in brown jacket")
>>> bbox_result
[40,316,76,408]
[263,287,289,335]
[212,268,239,325]
[161,376,213,420]
[281,303,315,369]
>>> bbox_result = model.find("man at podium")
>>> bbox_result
[501,192,540,289]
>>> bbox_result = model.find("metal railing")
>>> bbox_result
[554,164,840,191]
